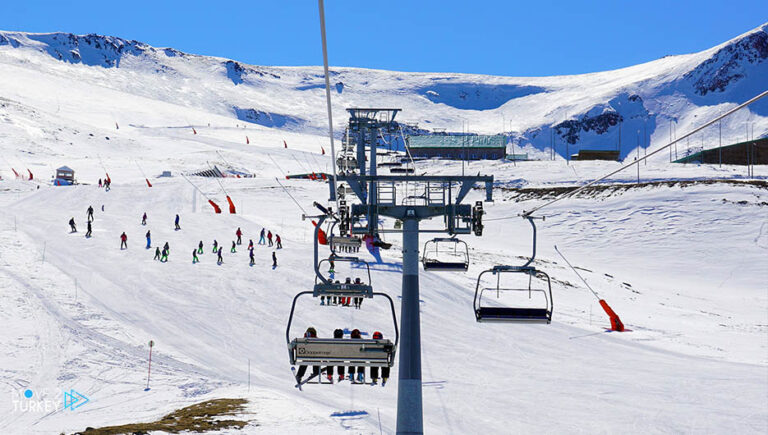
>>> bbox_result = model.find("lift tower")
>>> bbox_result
[330,108,494,434]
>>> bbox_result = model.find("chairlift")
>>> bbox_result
[315,256,372,298]
[422,238,469,271]
[473,265,553,323]
[286,289,399,369]
[472,215,553,323]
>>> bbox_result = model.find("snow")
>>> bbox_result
[0,23,766,435]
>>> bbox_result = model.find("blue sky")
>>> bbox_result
[2,1,766,76]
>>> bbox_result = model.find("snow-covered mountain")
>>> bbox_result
[0,23,766,161]
[0,23,766,435]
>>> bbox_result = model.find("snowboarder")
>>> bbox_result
[193,249,199,264]
[247,239,254,250]
[145,230,151,249]
[87,205,94,222]
[85,221,92,238]
[174,214,180,230]
[295,327,320,383]
[276,234,282,249]
[249,248,255,266]
[267,230,273,247]
[120,232,127,250]
[163,242,170,254]
[236,227,243,245]
[154,247,161,260]
[212,239,218,253]
[231,241,237,253]
[69,217,77,233]
[198,241,204,254]
[258,228,266,245]
[272,251,277,269]
[160,247,168,262]
[328,328,345,382]
[217,247,224,265]
[141,212,147,226]
[369,331,389,386]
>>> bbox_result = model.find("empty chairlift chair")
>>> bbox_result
[473,265,553,323]
[422,238,469,271]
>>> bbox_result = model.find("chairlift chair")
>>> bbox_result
[286,290,399,368]
[422,238,469,271]
[473,265,553,323]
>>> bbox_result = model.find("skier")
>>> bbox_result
[87,205,94,222]
[272,251,277,269]
[174,214,180,230]
[69,217,77,233]
[154,247,161,260]
[192,249,199,264]
[212,239,218,253]
[249,248,255,266]
[231,241,237,253]
[145,230,151,249]
[120,232,127,250]
[236,227,243,245]
[328,328,345,382]
[267,230,273,247]
[98,178,102,188]
[198,241,204,254]
[369,331,389,386]
[85,221,92,238]
[141,212,147,226]
[276,234,282,249]
[217,247,224,265]
[295,327,320,383]
[258,228,266,245]
[247,239,254,250]
[350,329,365,383]
[160,247,168,262]
[163,242,170,254]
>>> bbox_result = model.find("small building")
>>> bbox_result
[407,135,506,160]
[53,166,75,185]
[673,138,767,165]
[570,150,620,161]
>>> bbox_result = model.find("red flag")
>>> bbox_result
[106,173,111,184]
[599,300,625,331]
[11,168,19,178]
[192,128,197,135]
[208,200,222,213]
[321,173,327,180]
[311,221,328,245]
[246,136,250,144]
[145,178,152,187]
[321,146,325,155]
[226,195,236,214]
[27,169,33,180]
[283,140,288,149]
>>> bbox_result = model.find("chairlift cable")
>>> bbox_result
[275,176,308,215]
[318,0,340,212]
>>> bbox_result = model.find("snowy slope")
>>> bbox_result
[0,21,766,435]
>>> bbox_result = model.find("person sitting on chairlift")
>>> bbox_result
[369,331,389,386]
[295,327,320,383]
[327,328,345,382]
[353,277,364,309]
[349,328,365,383]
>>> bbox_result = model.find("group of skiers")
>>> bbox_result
[295,327,389,386]
[66,210,284,268]
[97,178,111,190]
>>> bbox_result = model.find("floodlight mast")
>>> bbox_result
[331,108,493,434]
